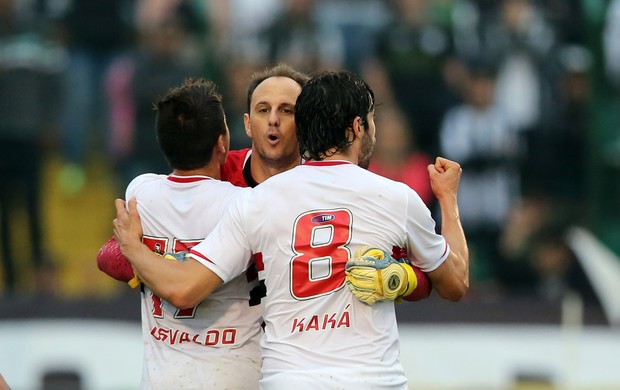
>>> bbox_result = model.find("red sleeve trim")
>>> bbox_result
[189,249,214,264]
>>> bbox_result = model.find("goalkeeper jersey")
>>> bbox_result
[189,160,450,390]
[221,148,258,188]
[126,173,262,390]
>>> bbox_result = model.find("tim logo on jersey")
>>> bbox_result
[311,214,335,223]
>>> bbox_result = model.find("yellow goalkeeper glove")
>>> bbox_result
[345,246,417,305]
[126,251,189,288]
[128,274,141,288]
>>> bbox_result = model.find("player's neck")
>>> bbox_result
[320,148,357,165]
[172,163,221,180]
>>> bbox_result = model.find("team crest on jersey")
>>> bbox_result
[311,214,335,223]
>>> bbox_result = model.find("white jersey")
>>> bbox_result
[126,173,262,390]
[189,161,449,390]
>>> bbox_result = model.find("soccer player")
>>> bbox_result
[98,63,310,281]
[113,70,469,389]
[96,64,312,389]
[113,78,263,389]
[220,63,309,187]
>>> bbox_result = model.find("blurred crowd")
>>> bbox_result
[1,0,619,308]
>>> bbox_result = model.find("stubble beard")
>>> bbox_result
[358,131,375,170]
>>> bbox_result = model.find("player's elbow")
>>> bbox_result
[164,262,222,308]
[165,287,202,310]
[435,252,469,301]
[169,297,200,311]
[437,281,468,302]
[432,273,469,302]
[166,278,214,309]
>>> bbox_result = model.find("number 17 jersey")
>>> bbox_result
[126,173,262,390]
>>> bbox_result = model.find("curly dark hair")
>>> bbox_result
[295,70,375,161]
[155,78,226,170]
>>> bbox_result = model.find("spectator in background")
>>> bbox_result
[498,194,599,305]
[450,0,559,164]
[203,0,282,149]
[107,12,201,192]
[54,0,135,196]
[604,0,620,88]
[481,0,556,133]
[362,0,458,157]
[261,0,344,73]
[205,0,282,65]
[522,44,592,204]
[0,0,63,294]
[368,104,434,207]
[219,57,268,150]
[530,228,595,304]
[313,0,390,74]
[540,0,587,47]
[602,0,620,180]
[498,194,551,292]
[439,59,521,285]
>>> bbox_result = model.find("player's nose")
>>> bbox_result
[268,109,280,127]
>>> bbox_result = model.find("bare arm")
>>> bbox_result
[426,157,470,301]
[113,198,223,308]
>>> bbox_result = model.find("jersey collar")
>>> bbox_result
[303,160,354,167]
[167,175,214,183]
[243,153,260,188]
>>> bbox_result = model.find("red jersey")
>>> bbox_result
[221,148,258,188]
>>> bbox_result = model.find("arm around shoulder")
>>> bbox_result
[151,256,224,309]
[113,198,224,308]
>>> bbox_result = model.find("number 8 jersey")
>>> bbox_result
[189,161,450,390]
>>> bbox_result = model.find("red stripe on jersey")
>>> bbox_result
[253,252,264,272]
[440,242,449,259]
[189,249,214,264]
[302,160,353,167]
[167,175,213,183]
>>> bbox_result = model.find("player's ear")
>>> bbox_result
[352,116,364,139]
[215,133,228,165]
[216,133,227,153]
[243,113,252,138]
